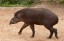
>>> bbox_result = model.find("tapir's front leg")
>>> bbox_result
[18,23,29,35]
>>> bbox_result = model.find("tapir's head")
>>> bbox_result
[10,10,23,25]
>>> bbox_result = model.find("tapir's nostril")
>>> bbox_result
[9,22,12,25]
[9,21,16,25]
[9,21,14,25]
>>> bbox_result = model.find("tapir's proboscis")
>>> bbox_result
[10,8,59,39]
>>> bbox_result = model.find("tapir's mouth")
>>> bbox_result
[9,21,17,25]
[9,22,13,25]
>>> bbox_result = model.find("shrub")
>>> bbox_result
[60,0,64,4]
[0,0,40,6]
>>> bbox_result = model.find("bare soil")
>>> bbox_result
[0,4,64,41]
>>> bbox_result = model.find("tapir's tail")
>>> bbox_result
[55,17,59,25]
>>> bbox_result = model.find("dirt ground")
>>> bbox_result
[0,4,64,41]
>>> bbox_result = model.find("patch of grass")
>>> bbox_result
[0,0,35,7]
[0,0,64,7]
[60,0,64,4]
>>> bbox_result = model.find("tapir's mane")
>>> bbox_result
[14,8,29,17]
[14,10,22,17]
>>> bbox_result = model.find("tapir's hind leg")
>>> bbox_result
[44,25,58,39]
[53,28,58,39]
[30,24,35,38]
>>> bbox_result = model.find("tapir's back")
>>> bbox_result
[20,8,58,25]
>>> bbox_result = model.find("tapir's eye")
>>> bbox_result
[16,16,19,19]
[12,18,15,21]
[14,15,19,19]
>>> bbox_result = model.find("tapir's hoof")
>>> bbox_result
[47,37,52,39]
[56,37,58,39]
[18,32,21,35]
[30,36,34,38]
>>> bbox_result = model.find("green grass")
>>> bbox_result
[0,0,64,7]
[0,0,35,7]
[60,0,64,4]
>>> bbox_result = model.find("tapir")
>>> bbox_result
[10,8,59,39]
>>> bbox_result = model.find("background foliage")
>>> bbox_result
[0,0,64,7]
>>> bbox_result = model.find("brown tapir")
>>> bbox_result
[10,8,59,39]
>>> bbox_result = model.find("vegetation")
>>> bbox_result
[60,0,64,4]
[0,0,40,7]
[0,0,64,7]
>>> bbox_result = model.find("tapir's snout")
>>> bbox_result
[9,22,12,25]
[9,17,20,25]
[9,21,14,25]
[9,18,16,25]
